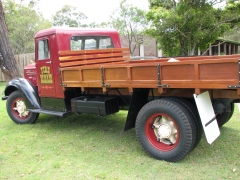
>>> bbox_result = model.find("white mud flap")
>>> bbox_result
[193,91,220,144]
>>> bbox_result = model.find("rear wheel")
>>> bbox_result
[168,97,203,150]
[6,91,39,124]
[136,99,196,162]
[217,103,234,127]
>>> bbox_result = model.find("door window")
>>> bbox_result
[38,39,50,60]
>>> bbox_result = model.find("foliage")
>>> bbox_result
[149,0,177,9]
[87,22,110,28]
[3,0,51,54]
[52,5,87,27]
[146,0,231,56]
[0,81,240,179]
[110,0,148,56]
[223,26,240,42]
[222,0,240,41]
[224,0,240,27]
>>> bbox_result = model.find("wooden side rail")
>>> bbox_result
[129,54,240,64]
[59,48,130,67]
[60,58,239,91]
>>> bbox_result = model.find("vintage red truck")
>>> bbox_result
[2,27,240,162]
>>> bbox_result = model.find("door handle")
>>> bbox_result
[46,61,51,64]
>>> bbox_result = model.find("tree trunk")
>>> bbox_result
[0,0,21,82]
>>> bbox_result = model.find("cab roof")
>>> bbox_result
[34,27,119,39]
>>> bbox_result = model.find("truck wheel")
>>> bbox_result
[227,103,235,121]
[168,97,203,150]
[6,91,39,124]
[135,99,196,162]
[217,103,234,127]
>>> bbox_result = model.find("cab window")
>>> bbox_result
[85,38,97,50]
[99,37,113,49]
[70,36,113,50]
[70,38,82,50]
[38,39,50,60]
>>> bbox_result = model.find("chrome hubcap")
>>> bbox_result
[152,116,178,145]
[13,100,29,117]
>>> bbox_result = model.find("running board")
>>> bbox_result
[27,109,69,117]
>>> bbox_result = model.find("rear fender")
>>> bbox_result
[4,78,41,109]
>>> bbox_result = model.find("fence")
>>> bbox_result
[0,53,34,81]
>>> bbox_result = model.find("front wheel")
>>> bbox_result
[135,99,196,162]
[6,91,39,124]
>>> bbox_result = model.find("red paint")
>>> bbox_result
[145,113,180,151]
[24,63,37,86]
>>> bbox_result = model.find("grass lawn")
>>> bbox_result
[0,81,240,179]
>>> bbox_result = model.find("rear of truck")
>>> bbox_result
[59,51,240,162]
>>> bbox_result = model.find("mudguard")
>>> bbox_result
[124,88,150,131]
[3,78,41,109]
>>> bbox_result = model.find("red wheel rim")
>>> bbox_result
[145,113,180,151]
[11,97,30,120]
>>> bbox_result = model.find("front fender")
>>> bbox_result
[4,78,41,109]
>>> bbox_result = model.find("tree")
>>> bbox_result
[110,0,148,56]
[225,0,240,23]
[0,0,20,81]
[222,0,240,41]
[52,5,87,27]
[87,22,110,28]
[146,0,230,56]
[3,0,52,54]
[223,26,240,42]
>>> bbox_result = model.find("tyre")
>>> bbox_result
[168,97,203,150]
[6,91,39,124]
[135,98,197,162]
[217,103,234,127]
[227,103,235,121]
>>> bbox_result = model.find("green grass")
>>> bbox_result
[0,81,240,179]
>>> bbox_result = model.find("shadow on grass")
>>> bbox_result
[31,111,240,164]
[33,111,139,147]
[31,111,148,158]
[35,111,129,133]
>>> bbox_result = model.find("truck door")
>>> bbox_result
[36,38,56,97]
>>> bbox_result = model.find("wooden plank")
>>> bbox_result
[60,58,238,70]
[131,66,157,80]
[105,67,128,80]
[59,48,130,56]
[161,64,195,80]
[59,47,130,67]
[199,63,237,80]
[59,52,130,61]
[60,57,129,67]
[144,58,237,64]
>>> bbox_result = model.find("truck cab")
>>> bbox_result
[3,27,122,122]
[24,27,121,99]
